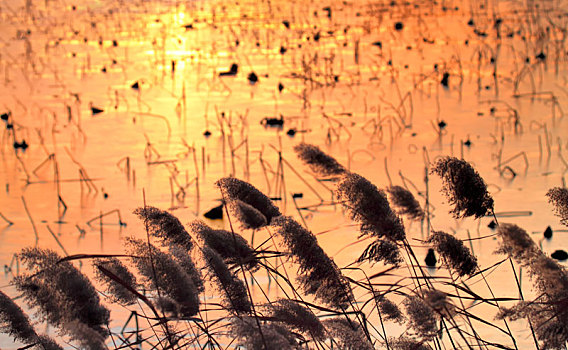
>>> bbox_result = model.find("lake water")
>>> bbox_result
[1,0,567,348]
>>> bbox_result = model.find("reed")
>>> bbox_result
[430,156,494,219]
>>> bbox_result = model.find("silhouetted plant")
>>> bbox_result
[430,157,494,219]
[216,177,281,223]
[294,142,346,177]
[0,290,62,349]
[231,316,297,349]
[376,296,405,323]
[271,216,353,308]
[387,185,425,221]
[134,206,193,250]
[496,223,568,349]
[125,238,200,317]
[0,289,37,344]
[227,199,268,229]
[168,244,204,292]
[93,258,137,305]
[427,231,478,277]
[403,295,439,340]
[202,246,252,314]
[265,299,325,340]
[323,318,374,350]
[336,172,406,242]
[189,219,258,270]
[13,247,110,337]
[389,336,433,350]
[336,172,406,265]
[358,239,404,266]
[547,187,568,226]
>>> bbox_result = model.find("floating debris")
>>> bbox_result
[13,140,29,151]
[247,72,259,84]
[204,203,224,220]
[90,105,104,115]
[551,249,568,261]
[544,226,553,239]
[219,63,238,77]
[441,72,450,87]
[261,115,284,127]
[425,248,437,267]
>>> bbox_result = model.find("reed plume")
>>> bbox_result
[0,289,37,344]
[13,247,110,337]
[65,320,108,350]
[422,289,456,318]
[168,244,204,292]
[93,258,137,305]
[216,177,281,223]
[496,223,568,349]
[271,216,354,308]
[293,142,346,177]
[202,246,252,314]
[389,336,433,350]
[189,219,258,270]
[35,335,65,350]
[336,172,406,242]
[387,185,425,221]
[336,172,405,265]
[0,290,62,349]
[430,156,494,219]
[376,296,404,323]
[134,206,193,250]
[265,299,325,339]
[547,187,568,226]
[231,316,297,350]
[227,199,268,229]
[126,238,200,317]
[495,223,538,262]
[323,318,374,350]
[156,296,181,318]
[358,239,404,266]
[426,231,478,277]
[404,295,439,339]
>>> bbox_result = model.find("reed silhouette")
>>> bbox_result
[2,147,567,349]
